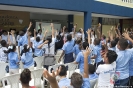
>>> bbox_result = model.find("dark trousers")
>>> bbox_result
[115,77,129,87]
[128,76,133,87]
[64,53,74,64]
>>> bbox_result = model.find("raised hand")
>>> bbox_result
[51,23,54,28]
[86,28,91,35]
[83,47,91,58]
[29,22,32,27]
[43,66,61,83]
[123,32,130,40]
[74,23,77,29]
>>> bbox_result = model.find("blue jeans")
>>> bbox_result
[115,77,129,87]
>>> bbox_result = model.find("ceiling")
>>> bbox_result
[0,4,131,19]
[0,5,83,15]
[92,13,131,19]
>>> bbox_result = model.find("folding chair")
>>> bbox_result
[19,61,24,73]
[31,68,46,88]
[90,78,98,88]
[48,64,61,73]
[34,56,44,69]
[1,73,20,88]
[0,63,8,87]
[65,63,78,78]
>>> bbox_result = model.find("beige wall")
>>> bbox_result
[102,25,115,37]
[0,10,30,31]
[73,15,84,31]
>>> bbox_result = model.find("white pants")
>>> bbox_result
[9,69,19,75]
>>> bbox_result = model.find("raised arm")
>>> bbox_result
[110,27,114,41]
[83,47,91,78]
[34,29,37,40]
[7,32,11,45]
[42,29,48,40]
[81,28,85,42]
[37,40,48,49]
[43,67,61,88]
[26,22,32,33]
[51,23,55,38]
[62,26,66,37]
[39,22,42,30]
[28,31,31,48]
[86,29,91,44]
[97,23,102,39]
[72,24,77,38]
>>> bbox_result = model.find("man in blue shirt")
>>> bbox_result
[18,22,32,58]
[115,38,132,86]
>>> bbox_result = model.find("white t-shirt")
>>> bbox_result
[43,38,56,55]
[96,62,116,88]
[0,47,8,62]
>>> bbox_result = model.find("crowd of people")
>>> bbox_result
[0,22,133,88]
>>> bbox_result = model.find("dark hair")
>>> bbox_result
[110,40,117,48]
[10,28,16,32]
[1,40,7,47]
[46,36,52,53]
[94,38,100,45]
[102,35,106,39]
[89,64,96,74]
[2,30,7,33]
[82,42,89,50]
[78,29,82,33]
[128,44,132,49]
[4,44,16,53]
[85,37,88,43]
[36,36,40,42]
[71,72,83,88]
[106,50,117,64]
[101,45,105,51]
[59,65,67,76]
[67,34,72,41]
[118,38,128,50]
[56,35,61,41]
[38,29,42,33]
[20,69,31,84]
[76,39,82,50]
[19,31,24,36]
[114,37,119,44]
[23,44,30,53]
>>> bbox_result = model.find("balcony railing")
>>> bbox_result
[121,0,133,3]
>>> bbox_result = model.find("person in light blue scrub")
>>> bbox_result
[115,38,132,86]
[89,64,98,81]
[6,44,19,74]
[74,42,91,74]
[21,33,34,70]
[58,65,70,88]
[73,38,82,58]
[18,22,32,57]
[60,34,75,64]
[91,38,103,67]
[108,40,117,52]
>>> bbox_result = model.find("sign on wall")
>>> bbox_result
[0,10,30,31]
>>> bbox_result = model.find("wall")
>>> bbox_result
[0,10,30,31]
[74,15,84,31]
[92,1,133,17]
[0,0,90,12]
[102,25,115,37]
